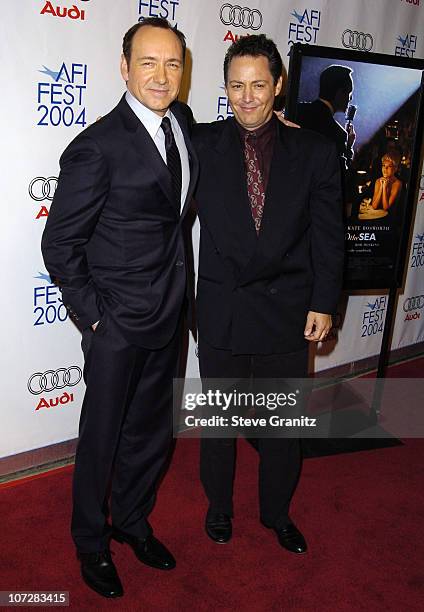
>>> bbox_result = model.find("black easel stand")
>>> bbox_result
[300,285,403,457]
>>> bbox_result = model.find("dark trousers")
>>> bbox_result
[198,337,308,529]
[71,313,181,553]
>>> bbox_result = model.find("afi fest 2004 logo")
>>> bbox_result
[27,366,82,412]
[29,176,57,220]
[395,33,417,57]
[411,233,424,269]
[361,297,387,338]
[220,4,263,43]
[40,0,90,21]
[33,272,69,327]
[287,8,321,53]
[36,62,88,128]
[137,0,180,23]
[216,85,234,121]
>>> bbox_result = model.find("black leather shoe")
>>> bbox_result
[274,522,307,554]
[205,511,232,543]
[78,550,123,598]
[113,528,176,570]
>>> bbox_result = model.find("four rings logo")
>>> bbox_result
[403,295,424,312]
[220,4,263,30]
[28,366,82,395]
[29,176,58,201]
[342,29,374,52]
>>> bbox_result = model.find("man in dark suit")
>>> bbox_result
[297,64,356,170]
[42,18,198,598]
[192,35,344,552]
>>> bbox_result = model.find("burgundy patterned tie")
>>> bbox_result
[244,132,265,233]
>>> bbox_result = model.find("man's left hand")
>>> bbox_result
[304,311,332,342]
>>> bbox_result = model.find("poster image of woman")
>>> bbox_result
[359,151,403,221]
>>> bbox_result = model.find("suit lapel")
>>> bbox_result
[238,121,301,284]
[171,103,199,221]
[213,118,257,261]
[118,95,177,217]
[133,125,176,207]
[258,122,299,252]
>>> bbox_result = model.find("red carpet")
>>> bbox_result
[1,358,423,610]
[1,437,423,610]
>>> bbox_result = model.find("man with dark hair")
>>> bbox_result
[223,32,283,85]
[42,17,198,598]
[297,64,356,169]
[193,35,344,551]
[122,19,187,66]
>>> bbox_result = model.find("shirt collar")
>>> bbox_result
[236,113,277,141]
[125,90,171,139]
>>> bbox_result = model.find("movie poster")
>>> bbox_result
[286,45,424,289]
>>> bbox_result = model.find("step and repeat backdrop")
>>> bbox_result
[1,0,423,458]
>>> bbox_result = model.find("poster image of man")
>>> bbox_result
[294,57,420,221]
[297,64,356,171]
[290,52,423,287]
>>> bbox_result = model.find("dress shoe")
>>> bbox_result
[78,550,123,598]
[113,527,176,570]
[205,511,232,543]
[274,522,307,554]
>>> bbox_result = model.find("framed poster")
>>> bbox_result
[285,44,424,290]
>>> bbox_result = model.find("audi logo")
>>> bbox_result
[28,366,82,395]
[28,176,58,201]
[403,295,424,312]
[220,4,262,30]
[342,29,374,52]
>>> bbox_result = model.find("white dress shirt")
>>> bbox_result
[125,90,190,213]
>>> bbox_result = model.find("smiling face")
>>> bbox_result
[225,54,282,131]
[120,25,184,116]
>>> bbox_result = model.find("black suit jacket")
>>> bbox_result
[42,95,199,349]
[192,116,344,355]
[297,99,352,170]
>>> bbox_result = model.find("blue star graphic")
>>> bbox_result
[291,10,304,23]
[38,65,67,82]
[34,272,52,284]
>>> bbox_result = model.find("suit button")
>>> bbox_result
[270,288,278,295]
[176,260,184,267]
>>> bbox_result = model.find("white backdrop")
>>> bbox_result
[1,0,423,458]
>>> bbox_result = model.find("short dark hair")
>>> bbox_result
[122,18,186,66]
[223,34,283,85]
[319,65,353,101]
